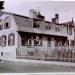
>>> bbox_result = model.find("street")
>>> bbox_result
[0,61,75,72]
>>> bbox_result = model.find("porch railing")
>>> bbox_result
[16,46,75,62]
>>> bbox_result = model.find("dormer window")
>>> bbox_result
[33,24,40,28]
[55,26,60,32]
[33,19,40,28]
[45,26,51,30]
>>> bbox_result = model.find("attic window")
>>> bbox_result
[45,26,51,30]
[4,22,10,29]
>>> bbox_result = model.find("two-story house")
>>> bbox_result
[0,9,74,61]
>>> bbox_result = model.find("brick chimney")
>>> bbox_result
[52,14,59,24]
[55,14,59,24]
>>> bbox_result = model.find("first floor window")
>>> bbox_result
[8,33,15,46]
[1,35,6,47]
[22,35,31,46]
[1,52,3,56]
[70,40,74,46]
[34,35,42,46]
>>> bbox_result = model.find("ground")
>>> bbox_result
[0,61,75,72]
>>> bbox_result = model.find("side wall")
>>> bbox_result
[0,14,18,59]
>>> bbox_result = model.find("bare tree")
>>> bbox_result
[0,1,4,10]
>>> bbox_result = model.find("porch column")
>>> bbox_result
[31,35,34,46]
[42,36,48,51]
[18,34,22,46]
[69,40,71,47]
[51,37,55,49]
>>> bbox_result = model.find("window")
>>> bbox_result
[1,35,6,47]
[0,24,3,30]
[55,27,60,32]
[33,24,40,28]
[70,40,74,46]
[22,35,31,46]
[45,26,51,30]
[33,20,40,28]
[4,16,11,29]
[0,37,2,46]
[69,27,72,35]
[4,22,10,29]
[34,35,42,46]
[8,33,15,46]
[1,52,3,56]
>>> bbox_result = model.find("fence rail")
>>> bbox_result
[16,46,75,62]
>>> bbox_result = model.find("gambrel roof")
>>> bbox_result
[0,10,74,37]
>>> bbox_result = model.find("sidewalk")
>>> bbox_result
[1,58,75,68]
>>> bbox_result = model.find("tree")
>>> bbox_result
[0,1,4,10]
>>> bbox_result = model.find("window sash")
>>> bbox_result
[8,34,15,46]
[1,36,6,47]
[4,22,10,29]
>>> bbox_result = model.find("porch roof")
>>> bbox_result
[17,25,68,38]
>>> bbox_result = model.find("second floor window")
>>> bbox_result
[8,33,15,46]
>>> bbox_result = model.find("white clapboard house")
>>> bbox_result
[0,9,74,61]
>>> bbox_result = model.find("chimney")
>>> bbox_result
[29,9,37,19]
[55,14,59,19]
[52,18,56,23]
[55,13,59,24]
[37,10,45,20]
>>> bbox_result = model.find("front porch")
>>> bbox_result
[16,46,75,62]
[16,32,75,62]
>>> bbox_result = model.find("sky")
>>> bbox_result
[2,0,75,23]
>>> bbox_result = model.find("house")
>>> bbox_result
[0,9,74,61]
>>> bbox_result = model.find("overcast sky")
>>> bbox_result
[2,0,75,23]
